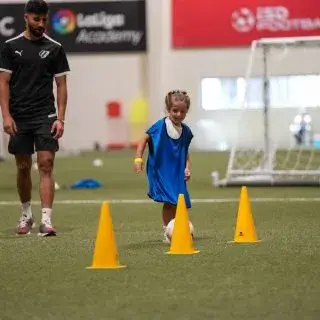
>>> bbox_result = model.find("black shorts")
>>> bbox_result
[8,117,59,155]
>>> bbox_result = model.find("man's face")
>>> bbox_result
[24,13,48,38]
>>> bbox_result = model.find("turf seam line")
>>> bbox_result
[1,197,320,206]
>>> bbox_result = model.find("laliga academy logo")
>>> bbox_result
[231,8,255,33]
[52,9,76,35]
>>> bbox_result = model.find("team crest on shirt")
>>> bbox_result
[39,50,50,59]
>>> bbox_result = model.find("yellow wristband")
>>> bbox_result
[134,157,143,163]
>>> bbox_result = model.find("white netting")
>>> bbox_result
[218,36,320,186]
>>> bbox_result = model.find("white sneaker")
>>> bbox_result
[16,215,35,235]
[38,217,57,237]
[163,226,170,244]
[163,233,170,243]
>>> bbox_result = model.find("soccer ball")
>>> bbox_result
[165,218,194,241]
[92,159,103,167]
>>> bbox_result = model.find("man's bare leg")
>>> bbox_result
[37,150,56,236]
[15,155,34,234]
[16,154,32,203]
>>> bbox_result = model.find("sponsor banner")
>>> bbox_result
[172,0,320,48]
[0,1,146,53]
[0,5,24,39]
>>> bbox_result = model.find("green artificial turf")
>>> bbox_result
[1,151,320,319]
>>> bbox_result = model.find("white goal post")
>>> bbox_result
[216,36,320,187]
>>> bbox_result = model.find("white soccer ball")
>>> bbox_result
[165,218,194,241]
[92,159,103,167]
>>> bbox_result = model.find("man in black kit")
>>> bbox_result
[0,0,70,236]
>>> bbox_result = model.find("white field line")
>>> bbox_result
[1,197,320,206]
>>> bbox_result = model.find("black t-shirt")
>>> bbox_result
[0,32,70,121]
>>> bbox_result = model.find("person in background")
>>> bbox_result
[0,0,70,236]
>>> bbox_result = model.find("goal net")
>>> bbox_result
[217,36,320,187]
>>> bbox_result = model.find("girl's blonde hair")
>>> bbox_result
[165,90,190,110]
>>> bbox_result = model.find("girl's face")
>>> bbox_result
[167,100,188,126]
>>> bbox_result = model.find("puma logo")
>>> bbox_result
[15,50,23,56]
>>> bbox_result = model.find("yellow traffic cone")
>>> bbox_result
[166,194,200,255]
[87,201,126,269]
[229,186,261,243]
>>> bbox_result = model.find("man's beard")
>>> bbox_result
[28,25,45,38]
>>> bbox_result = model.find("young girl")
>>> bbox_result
[134,90,193,242]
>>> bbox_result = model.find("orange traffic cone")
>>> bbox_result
[87,201,126,269]
[166,194,199,255]
[229,186,260,243]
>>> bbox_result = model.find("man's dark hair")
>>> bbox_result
[24,0,49,15]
